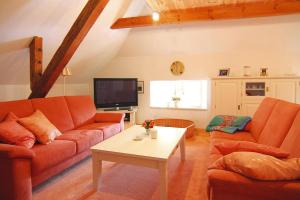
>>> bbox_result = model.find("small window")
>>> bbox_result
[150,80,208,109]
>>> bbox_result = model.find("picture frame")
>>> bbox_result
[219,68,230,76]
[260,67,268,76]
[137,81,144,94]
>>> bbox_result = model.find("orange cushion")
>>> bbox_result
[0,112,36,149]
[210,152,300,181]
[31,140,76,175]
[77,122,121,140]
[18,110,62,144]
[258,101,300,147]
[31,96,74,132]
[213,140,289,158]
[65,96,96,128]
[281,111,300,158]
[250,97,278,140]
[0,99,34,121]
[211,131,256,142]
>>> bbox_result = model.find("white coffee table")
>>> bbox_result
[91,125,186,200]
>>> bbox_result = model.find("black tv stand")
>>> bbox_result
[103,106,133,111]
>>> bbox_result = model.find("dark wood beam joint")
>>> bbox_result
[29,36,43,91]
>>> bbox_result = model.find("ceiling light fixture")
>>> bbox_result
[152,11,160,21]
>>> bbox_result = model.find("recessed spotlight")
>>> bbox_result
[152,11,160,21]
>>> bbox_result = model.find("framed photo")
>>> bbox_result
[219,68,230,76]
[260,67,268,76]
[137,81,144,94]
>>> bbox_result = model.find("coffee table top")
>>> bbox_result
[91,125,186,161]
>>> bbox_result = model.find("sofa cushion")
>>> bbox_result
[213,140,289,158]
[258,101,300,147]
[281,111,300,158]
[0,99,34,121]
[56,130,103,152]
[77,122,121,140]
[210,152,300,181]
[31,140,76,175]
[0,116,36,149]
[55,131,90,153]
[250,97,278,140]
[211,131,256,142]
[18,110,62,145]
[31,96,74,132]
[65,96,96,128]
[80,130,104,146]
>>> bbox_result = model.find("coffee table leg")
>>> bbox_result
[158,161,168,200]
[180,137,186,161]
[92,153,102,190]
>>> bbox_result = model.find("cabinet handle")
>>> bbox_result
[238,105,241,110]
[266,87,269,92]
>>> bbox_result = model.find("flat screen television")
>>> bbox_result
[94,78,138,109]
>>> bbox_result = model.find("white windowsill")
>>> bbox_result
[149,106,208,111]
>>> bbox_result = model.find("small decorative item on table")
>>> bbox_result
[142,120,155,135]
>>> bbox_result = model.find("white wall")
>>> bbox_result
[0,83,90,101]
[96,15,300,128]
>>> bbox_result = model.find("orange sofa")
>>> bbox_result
[0,96,125,200]
[208,97,300,200]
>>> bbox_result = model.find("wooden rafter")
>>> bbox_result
[29,36,43,91]
[29,0,110,99]
[111,0,300,29]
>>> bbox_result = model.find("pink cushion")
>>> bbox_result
[31,96,74,132]
[213,140,289,158]
[77,122,121,140]
[281,111,300,158]
[0,112,36,149]
[258,101,300,147]
[65,96,96,128]
[31,140,76,175]
[18,110,62,144]
[209,152,300,181]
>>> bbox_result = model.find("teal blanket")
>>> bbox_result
[206,115,251,134]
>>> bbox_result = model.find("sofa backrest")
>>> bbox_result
[31,96,75,132]
[0,99,34,121]
[280,111,300,158]
[250,97,278,140]
[257,100,300,147]
[65,96,96,128]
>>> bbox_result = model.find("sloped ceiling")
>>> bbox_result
[0,0,145,84]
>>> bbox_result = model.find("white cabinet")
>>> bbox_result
[271,79,297,102]
[212,77,300,117]
[212,80,241,115]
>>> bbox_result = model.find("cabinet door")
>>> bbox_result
[242,80,271,101]
[213,80,241,115]
[242,103,260,116]
[271,79,297,103]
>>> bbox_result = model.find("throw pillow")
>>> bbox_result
[18,110,62,144]
[214,140,289,158]
[209,152,300,181]
[4,112,18,121]
[0,112,36,149]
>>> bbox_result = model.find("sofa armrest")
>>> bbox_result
[0,144,34,200]
[208,169,300,200]
[94,112,125,123]
[0,143,35,159]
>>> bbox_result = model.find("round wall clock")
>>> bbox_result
[170,61,185,76]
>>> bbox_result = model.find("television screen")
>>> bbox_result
[94,78,138,108]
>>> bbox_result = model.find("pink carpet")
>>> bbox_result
[33,135,210,200]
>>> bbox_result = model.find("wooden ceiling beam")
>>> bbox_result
[29,36,43,91]
[111,0,300,29]
[29,0,110,99]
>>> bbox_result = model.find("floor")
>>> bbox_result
[33,131,210,200]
